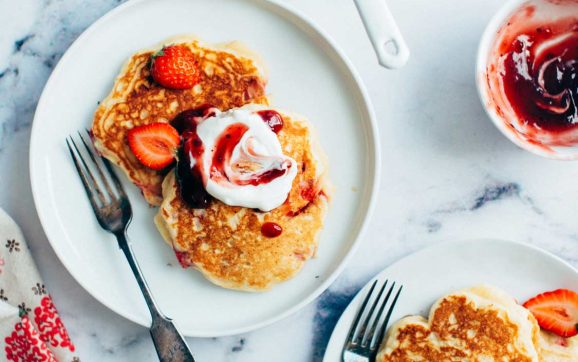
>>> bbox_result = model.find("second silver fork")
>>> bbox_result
[67,132,194,362]
[343,279,403,362]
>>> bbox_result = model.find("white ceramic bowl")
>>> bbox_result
[476,0,578,160]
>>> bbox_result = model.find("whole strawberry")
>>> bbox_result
[150,45,200,90]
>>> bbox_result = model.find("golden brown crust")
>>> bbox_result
[156,109,329,291]
[382,297,535,361]
[378,286,542,362]
[92,38,268,205]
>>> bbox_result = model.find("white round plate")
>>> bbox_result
[29,0,379,336]
[323,239,578,361]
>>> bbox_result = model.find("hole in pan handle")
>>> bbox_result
[354,0,410,69]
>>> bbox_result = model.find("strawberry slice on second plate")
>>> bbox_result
[523,288,578,338]
[128,123,180,171]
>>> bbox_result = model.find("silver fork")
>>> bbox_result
[66,132,194,362]
[343,279,403,362]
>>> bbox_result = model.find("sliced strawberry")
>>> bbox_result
[523,288,578,337]
[127,123,180,170]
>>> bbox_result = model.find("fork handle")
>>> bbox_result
[149,316,195,362]
[115,232,195,362]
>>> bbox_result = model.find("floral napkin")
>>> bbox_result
[0,208,79,362]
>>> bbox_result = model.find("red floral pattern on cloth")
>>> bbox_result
[34,296,75,352]
[0,209,79,361]
[5,315,56,362]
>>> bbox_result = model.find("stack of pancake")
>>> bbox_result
[92,37,329,291]
[92,37,269,206]
[377,285,578,361]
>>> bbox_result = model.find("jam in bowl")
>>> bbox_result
[478,0,578,159]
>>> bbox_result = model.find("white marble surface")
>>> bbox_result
[1,0,578,360]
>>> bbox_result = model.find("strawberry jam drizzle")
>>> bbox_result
[171,105,216,133]
[300,179,319,202]
[173,107,214,209]
[239,168,287,186]
[174,250,191,268]
[210,123,249,184]
[173,107,290,208]
[257,110,284,133]
[500,16,578,132]
[210,123,289,186]
[261,222,283,238]
[177,133,211,208]
[284,180,318,217]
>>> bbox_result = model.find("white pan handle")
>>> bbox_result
[354,0,410,69]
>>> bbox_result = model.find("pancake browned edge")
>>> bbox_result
[92,36,269,205]
[155,105,330,291]
[377,285,578,361]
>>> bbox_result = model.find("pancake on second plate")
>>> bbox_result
[155,104,330,291]
[92,37,268,205]
[378,285,542,361]
[378,285,578,361]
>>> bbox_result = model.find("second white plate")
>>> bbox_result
[323,239,578,361]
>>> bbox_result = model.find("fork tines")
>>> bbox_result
[66,131,125,209]
[346,279,403,354]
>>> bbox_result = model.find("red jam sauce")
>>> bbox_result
[261,222,283,238]
[174,250,191,268]
[210,123,289,186]
[172,108,291,208]
[498,11,578,133]
[242,168,287,186]
[257,110,284,133]
[172,107,215,209]
[171,105,216,133]
[210,123,250,183]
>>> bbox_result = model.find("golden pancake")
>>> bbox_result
[378,285,542,361]
[92,37,268,205]
[155,105,330,291]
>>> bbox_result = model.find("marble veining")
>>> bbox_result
[470,182,521,210]
[1,0,578,361]
[312,283,364,361]
[0,0,125,150]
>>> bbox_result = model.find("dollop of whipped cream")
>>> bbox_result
[193,108,297,211]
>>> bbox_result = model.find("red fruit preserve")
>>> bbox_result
[257,110,284,133]
[261,222,283,238]
[172,107,215,209]
[172,107,291,209]
[500,21,578,132]
[211,123,289,186]
[171,105,216,134]
[485,2,578,148]
[210,123,249,184]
